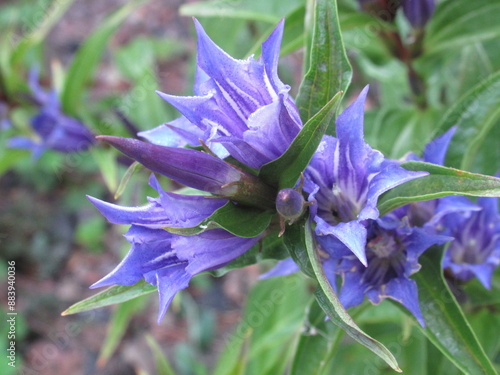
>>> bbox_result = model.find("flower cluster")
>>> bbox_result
[89,19,302,321]
[89,18,499,327]
[265,92,499,325]
[7,68,95,159]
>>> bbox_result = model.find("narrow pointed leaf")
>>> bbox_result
[164,201,273,238]
[179,0,303,23]
[11,0,76,64]
[145,334,177,375]
[378,161,500,216]
[114,161,143,199]
[97,297,146,367]
[259,91,342,189]
[61,1,144,114]
[296,0,352,129]
[413,247,497,375]
[290,297,356,375]
[425,0,500,54]
[434,71,500,175]
[286,218,401,372]
[62,280,156,315]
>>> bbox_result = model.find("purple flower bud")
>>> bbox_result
[98,136,276,208]
[276,188,306,222]
[402,0,435,28]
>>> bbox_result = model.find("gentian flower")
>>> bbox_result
[88,19,303,321]
[8,68,94,158]
[330,217,450,326]
[140,19,302,169]
[304,86,427,265]
[442,196,500,289]
[88,175,262,321]
[393,127,480,231]
[401,0,435,29]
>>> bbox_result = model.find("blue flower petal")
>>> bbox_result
[259,257,300,279]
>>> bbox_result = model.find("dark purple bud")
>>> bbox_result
[402,0,435,28]
[97,136,276,208]
[276,188,306,222]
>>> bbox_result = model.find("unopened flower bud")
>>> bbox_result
[276,188,307,222]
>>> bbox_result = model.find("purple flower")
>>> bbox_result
[442,197,500,289]
[140,19,302,169]
[8,68,94,158]
[88,175,261,321]
[397,127,480,231]
[402,0,435,29]
[329,218,450,326]
[304,86,427,265]
[97,136,276,208]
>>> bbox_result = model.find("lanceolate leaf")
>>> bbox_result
[413,248,497,375]
[433,71,500,175]
[296,0,352,129]
[289,297,353,375]
[62,280,156,316]
[164,202,274,238]
[179,0,303,23]
[61,1,144,115]
[287,219,401,372]
[425,0,500,54]
[259,91,342,189]
[378,161,500,216]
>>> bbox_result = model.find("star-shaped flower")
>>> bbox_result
[140,19,302,169]
[304,86,427,265]
[89,175,261,321]
[330,217,450,326]
[442,196,500,289]
[8,68,94,158]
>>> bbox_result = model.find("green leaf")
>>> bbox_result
[425,0,500,55]
[259,91,342,189]
[289,297,350,375]
[145,334,177,375]
[10,0,76,64]
[413,247,497,374]
[283,220,314,278]
[91,148,118,193]
[62,280,156,315]
[288,218,401,372]
[164,202,273,238]
[97,296,146,367]
[61,1,144,115]
[179,0,303,23]
[296,0,352,128]
[433,71,500,175]
[377,161,500,216]
[114,161,143,199]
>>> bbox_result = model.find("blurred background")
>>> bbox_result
[0,1,307,374]
[1,0,499,374]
